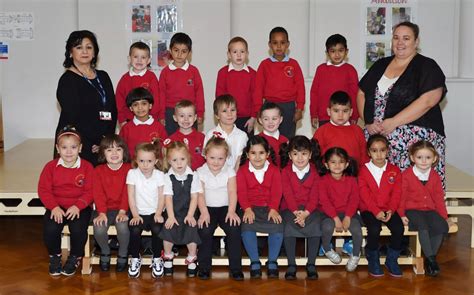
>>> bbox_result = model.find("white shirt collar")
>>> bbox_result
[129,67,147,77]
[57,157,81,168]
[169,61,190,71]
[269,55,290,62]
[228,63,249,72]
[169,166,194,181]
[366,160,387,187]
[292,163,310,180]
[413,166,431,181]
[326,60,346,67]
[330,120,351,126]
[248,160,270,184]
[133,116,154,126]
[215,124,236,138]
[263,129,280,140]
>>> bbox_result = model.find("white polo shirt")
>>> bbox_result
[163,166,203,196]
[126,168,165,215]
[203,124,248,170]
[197,163,236,207]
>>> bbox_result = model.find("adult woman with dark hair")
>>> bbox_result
[56,30,117,166]
[357,22,447,188]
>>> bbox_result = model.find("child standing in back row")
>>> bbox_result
[159,32,205,135]
[254,27,305,139]
[216,36,257,134]
[310,34,359,129]
[116,41,161,127]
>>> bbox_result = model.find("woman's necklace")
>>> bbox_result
[72,63,96,79]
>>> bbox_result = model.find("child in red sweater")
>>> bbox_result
[359,134,403,277]
[254,27,305,139]
[237,136,283,279]
[279,136,321,280]
[310,34,359,128]
[164,99,205,171]
[313,91,368,166]
[400,140,449,277]
[159,32,205,135]
[258,101,288,167]
[119,87,167,159]
[317,147,362,272]
[116,41,161,127]
[92,135,132,272]
[216,36,257,134]
[38,127,94,276]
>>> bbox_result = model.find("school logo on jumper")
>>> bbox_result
[140,82,150,89]
[187,79,194,86]
[284,66,294,78]
[183,138,189,146]
[75,174,85,187]
[388,171,397,184]
[194,146,202,155]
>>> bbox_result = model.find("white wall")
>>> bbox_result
[1,0,472,175]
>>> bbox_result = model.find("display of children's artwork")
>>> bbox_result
[131,5,151,33]
[157,5,178,33]
[366,7,386,35]
[366,42,386,69]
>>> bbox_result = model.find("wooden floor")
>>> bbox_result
[0,215,472,295]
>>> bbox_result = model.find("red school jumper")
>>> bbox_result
[253,58,305,116]
[309,63,359,122]
[93,163,132,214]
[236,162,282,211]
[38,158,94,211]
[159,64,205,118]
[166,129,205,171]
[115,70,161,124]
[318,174,359,218]
[119,118,167,159]
[399,167,448,219]
[258,132,288,167]
[358,163,401,216]
[280,164,319,213]
[313,123,368,166]
[216,65,257,118]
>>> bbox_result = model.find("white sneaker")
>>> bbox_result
[128,257,141,278]
[346,255,360,272]
[325,250,342,264]
[150,257,164,278]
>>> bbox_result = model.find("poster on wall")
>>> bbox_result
[126,0,182,75]
[0,41,8,60]
[0,12,34,41]
[361,0,417,72]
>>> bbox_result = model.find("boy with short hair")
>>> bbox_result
[164,99,205,171]
[254,26,305,139]
[258,101,288,166]
[119,87,167,159]
[216,36,257,134]
[310,34,359,129]
[159,32,205,135]
[116,41,161,127]
[313,91,368,166]
[203,95,248,172]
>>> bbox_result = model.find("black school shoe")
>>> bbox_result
[306,263,318,280]
[285,264,297,280]
[198,269,210,280]
[48,255,62,276]
[425,256,440,277]
[116,256,128,272]
[266,261,279,278]
[100,254,111,271]
[61,255,81,276]
[229,270,244,281]
[250,261,262,279]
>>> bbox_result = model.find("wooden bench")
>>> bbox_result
[446,191,474,247]
[62,222,458,275]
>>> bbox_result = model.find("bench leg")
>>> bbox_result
[471,216,474,248]
[82,257,92,275]
[413,257,425,275]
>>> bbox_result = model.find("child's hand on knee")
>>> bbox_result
[116,210,129,223]
[342,216,351,231]
[50,206,65,224]
[93,212,108,226]
[401,216,409,226]
[65,205,80,220]
[129,216,144,226]
[154,213,164,224]
[165,216,179,229]
[334,217,343,232]
[268,209,282,224]
[198,212,210,228]
[225,211,241,226]
[184,215,197,227]
[243,208,255,224]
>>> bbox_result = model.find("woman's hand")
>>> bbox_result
[366,122,383,135]
[244,117,256,133]
[225,211,241,226]
[381,118,399,136]
[268,209,282,224]
[50,206,65,224]
[91,145,100,153]
[65,205,80,220]
[311,118,319,129]
[293,109,303,122]
[243,208,255,224]
[93,212,107,226]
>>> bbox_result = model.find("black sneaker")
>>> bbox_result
[163,257,174,276]
[61,255,80,276]
[48,255,62,276]
[100,254,111,271]
[229,270,244,281]
[198,269,210,280]
[186,257,198,278]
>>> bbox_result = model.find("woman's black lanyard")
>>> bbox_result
[73,64,107,107]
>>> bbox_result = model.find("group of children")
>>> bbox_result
[38,27,450,280]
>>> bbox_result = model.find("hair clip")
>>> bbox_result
[212,131,223,139]
[162,138,172,147]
